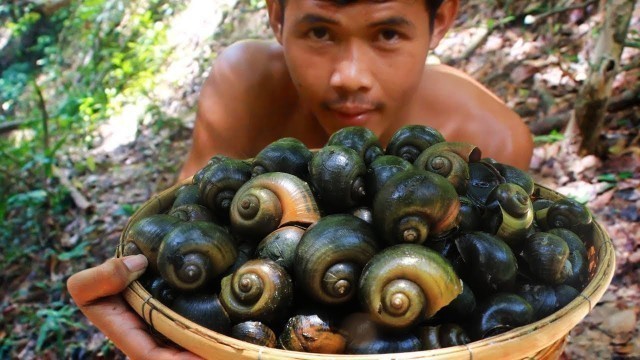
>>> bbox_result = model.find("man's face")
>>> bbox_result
[276,0,432,136]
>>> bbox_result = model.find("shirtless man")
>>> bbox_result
[67,0,533,358]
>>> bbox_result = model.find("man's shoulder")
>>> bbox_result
[214,40,288,87]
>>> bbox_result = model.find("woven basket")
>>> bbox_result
[117,180,615,360]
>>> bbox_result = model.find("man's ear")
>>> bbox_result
[429,0,459,50]
[266,0,284,44]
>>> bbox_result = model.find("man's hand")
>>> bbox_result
[66,255,202,360]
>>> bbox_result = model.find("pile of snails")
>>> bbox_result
[122,125,595,354]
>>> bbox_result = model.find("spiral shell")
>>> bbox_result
[230,172,320,239]
[359,244,463,329]
[484,183,534,250]
[326,126,384,165]
[414,142,481,195]
[385,125,446,163]
[198,158,252,220]
[123,214,182,273]
[230,321,277,348]
[469,293,534,340]
[418,323,470,350]
[520,232,572,285]
[251,137,313,180]
[255,225,305,271]
[365,155,413,196]
[279,314,347,354]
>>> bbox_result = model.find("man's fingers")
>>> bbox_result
[67,255,148,306]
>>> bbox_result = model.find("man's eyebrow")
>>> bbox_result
[297,14,339,25]
[369,16,413,28]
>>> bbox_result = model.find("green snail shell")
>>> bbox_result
[484,183,535,250]
[326,126,384,165]
[255,225,305,272]
[520,232,572,285]
[414,141,481,195]
[385,125,446,163]
[341,313,421,354]
[251,137,313,180]
[229,172,321,239]
[171,184,202,209]
[469,293,534,340]
[294,214,379,305]
[157,221,237,291]
[170,293,231,334]
[455,232,518,294]
[491,161,535,196]
[146,276,177,307]
[308,145,367,212]
[279,314,347,354]
[168,204,215,222]
[418,323,470,350]
[365,155,413,196]
[198,158,252,220]
[457,196,483,233]
[548,228,589,290]
[543,198,594,236]
[192,154,230,185]
[231,321,277,348]
[359,244,463,329]
[373,168,460,245]
[123,214,183,273]
[219,259,293,324]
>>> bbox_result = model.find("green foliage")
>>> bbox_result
[533,129,565,144]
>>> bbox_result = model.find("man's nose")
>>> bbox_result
[329,41,374,93]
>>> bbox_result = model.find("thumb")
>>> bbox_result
[67,255,148,306]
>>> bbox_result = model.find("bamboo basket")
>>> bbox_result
[117,180,615,360]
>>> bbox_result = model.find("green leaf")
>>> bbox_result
[597,173,618,183]
[57,242,89,261]
[86,156,96,172]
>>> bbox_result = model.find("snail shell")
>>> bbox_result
[418,323,470,350]
[123,214,182,273]
[373,168,460,245]
[146,276,177,306]
[168,204,215,222]
[484,183,535,250]
[230,172,321,239]
[192,154,230,185]
[157,221,237,291]
[170,293,231,334]
[414,142,481,195]
[548,228,589,290]
[457,196,483,233]
[469,293,534,340]
[492,161,535,196]
[278,314,347,354]
[520,232,571,285]
[516,283,580,320]
[251,137,313,180]
[231,321,277,348]
[466,160,506,207]
[541,198,594,236]
[341,313,421,354]
[198,158,252,220]
[365,155,413,196]
[351,206,373,224]
[171,184,201,209]
[255,225,305,272]
[326,126,384,165]
[385,125,446,163]
[294,214,379,305]
[433,279,476,321]
[308,145,367,212]
[359,244,463,329]
[219,259,293,324]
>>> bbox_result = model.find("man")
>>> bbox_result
[67,0,533,358]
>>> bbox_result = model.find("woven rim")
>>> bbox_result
[117,180,615,360]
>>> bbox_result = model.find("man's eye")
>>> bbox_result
[309,27,329,41]
[379,29,400,42]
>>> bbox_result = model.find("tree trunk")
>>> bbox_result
[570,0,637,155]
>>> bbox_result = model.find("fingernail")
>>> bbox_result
[123,254,148,272]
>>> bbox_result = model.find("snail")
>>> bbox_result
[229,172,321,239]
[457,196,483,233]
[373,168,460,245]
[279,314,347,354]
[548,228,589,290]
[224,240,257,276]
[414,141,481,195]
[294,214,379,305]
[326,126,384,165]
[341,313,421,354]
[417,323,470,350]
[171,184,201,209]
[198,157,252,220]
[359,244,463,329]
[230,321,277,348]
[308,145,368,212]
[170,293,231,334]
[192,154,230,185]
[520,232,572,285]
[385,125,446,163]
[432,279,476,322]
[490,161,535,196]
[516,283,580,320]
[219,259,293,324]
[351,206,373,224]
[157,221,237,291]
[537,198,594,237]
[454,232,518,294]
[122,214,183,273]
[251,137,313,180]
[466,160,506,207]
[469,293,534,340]
[255,225,305,272]
[168,204,215,222]
[483,183,535,250]
[145,276,177,307]
[365,155,413,196]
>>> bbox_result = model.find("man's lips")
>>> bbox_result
[330,104,376,115]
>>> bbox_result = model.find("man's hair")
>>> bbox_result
[277,0,444,25]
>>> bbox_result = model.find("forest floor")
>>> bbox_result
[1,0,638,359]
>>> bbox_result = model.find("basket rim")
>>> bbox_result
[117,180,616,359]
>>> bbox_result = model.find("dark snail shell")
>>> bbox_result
[157,221,237,291]
[365,155,413,196]
[192,154,231,185]
[294,214,379,305]
[414,142,481,195]
[219,259,293,324]
[146,276,177,306]
[521,232,572,285]
[433,279,476,321]
[516,283,580,320]
[224,241,256,276]
[548,228,589,290]
[171,184,202,208]
[341,313,421,354]
[231,321,277,348]
[484,183,535,250]
[251,137,313,180]
[170,293,231,334]
[373,168,460,245]
[457,196,483,233]
[255,225,305,272]
[198,158,252,220]
[123,214,183,273]
[279,314,347,354]
[351,206,373,224]
[359,244,463,329]
[418,323,470,350]
[385,125,446,163]
[469,293,534,340]
[455,232,518,294]
[308,145,368,212]
[229,172,321,239]
[326,126,384,165]
[168,204,215,222]
[541,198,594,236]
[491,161,535,196]
[466,160,506,207]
